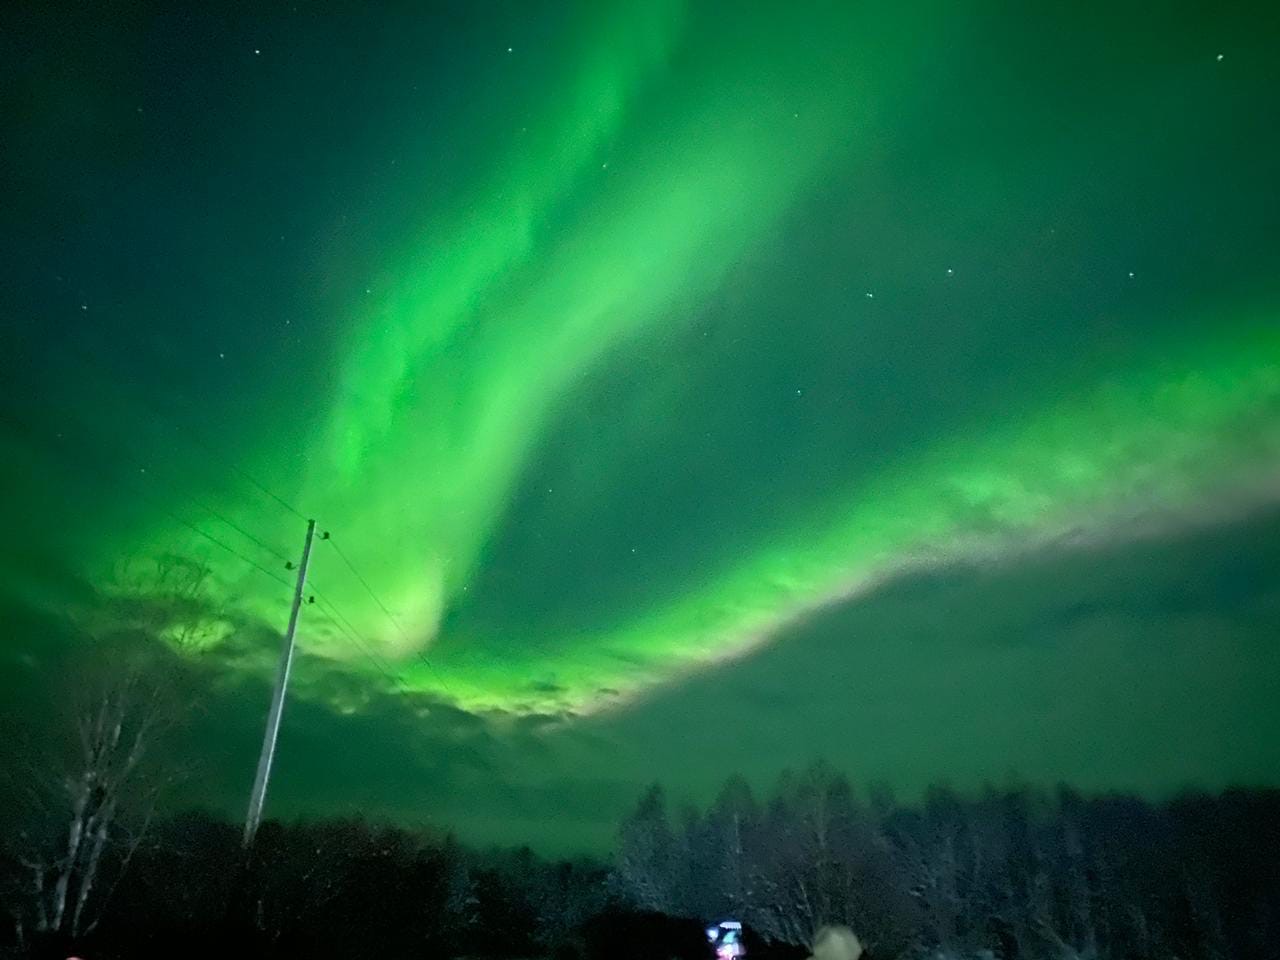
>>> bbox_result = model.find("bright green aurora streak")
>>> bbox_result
[77,1,1280,718]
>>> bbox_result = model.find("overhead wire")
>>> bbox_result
[1,397,298,596]
[222,461,309,524]
[307,590,414,696]
[48,315,312,527]
[11,314,517,816]
[163,510,295,592]
[135,500,417,698]
[184,494,293,565]
[125,457,407,695]
[308,583,397,675]
[323,534,453,693]
[17,319,452,704]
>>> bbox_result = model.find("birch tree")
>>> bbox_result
[9,667,173,947]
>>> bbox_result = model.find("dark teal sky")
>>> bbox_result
[2,0,1278,852]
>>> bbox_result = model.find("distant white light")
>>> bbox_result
[865,292,874,299]
[1216,53,1224,61]
[254,48,261,55]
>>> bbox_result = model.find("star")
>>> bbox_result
[1216,53,1224,61]
[219,352,226,359]
[254,48,261,56]
[946,268,954,275]
[1128,271,1135,278]
[507,47,513,53]
[865,292,874,299]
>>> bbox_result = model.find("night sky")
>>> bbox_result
[2,0,1278,852]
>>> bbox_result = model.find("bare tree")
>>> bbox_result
[750,764,862,949]
[108,554,221,653]
[705,775,758,918]
[615,783,677,913]
[9,666,175,948]
[2,551,214,952]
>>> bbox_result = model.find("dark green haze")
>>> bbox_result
[2,0,1278,851]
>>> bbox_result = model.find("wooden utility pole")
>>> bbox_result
[243,518,316,846]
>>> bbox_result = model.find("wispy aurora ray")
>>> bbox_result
[295,4,911,654]
[91,1,1280,716]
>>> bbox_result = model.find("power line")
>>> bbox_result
[14,394,419,694]
[186,495,293,565]
[323,535,452,692]
[6,407,302,622]
[308,591,411,695]
[12,339,449,703]
[6,395,304,609]
[294,590,527,813]
[308,584,397,676]
[48,317,312,527]
[325,537,404,634]
[168,514,415,700]
[162,511,294,592]
[134,406,310,526]
[223,461,309,524]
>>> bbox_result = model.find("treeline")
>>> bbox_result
[2,812,617,960]
[614,763,1280,960]
[4,771,1279,959]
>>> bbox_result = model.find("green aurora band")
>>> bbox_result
[76,1,1280,716]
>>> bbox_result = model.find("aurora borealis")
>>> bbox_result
[2,0,1279,849]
